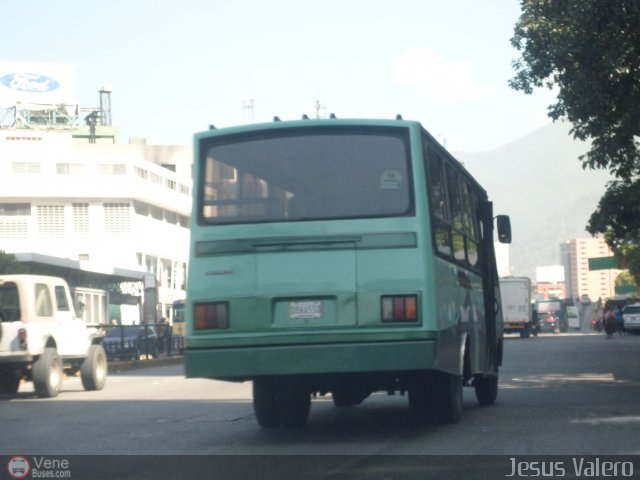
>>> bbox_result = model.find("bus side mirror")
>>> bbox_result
[496,215,512,244]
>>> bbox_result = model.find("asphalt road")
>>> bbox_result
[2,331,640,458]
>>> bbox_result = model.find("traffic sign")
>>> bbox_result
[588,256,619,270]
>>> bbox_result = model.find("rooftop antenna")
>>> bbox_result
[314,98,326,119]
[99,84,113,126]
[242,97,255,123]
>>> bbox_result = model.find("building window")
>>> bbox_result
[57,163,85,174]
[145,255,158,276]
[0,203,30,239]
[37,205,65,238]
[13,162,41,174]
[161,259,173,288]
[135,167,148,179]
[133,200,150,216]
[99,164,126,175]
[73,203,89,236]
[0,203,31,216]
[103,203,131,236]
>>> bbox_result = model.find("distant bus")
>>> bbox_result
[185,118,511,427]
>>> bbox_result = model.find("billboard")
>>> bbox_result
[0,61,77,107]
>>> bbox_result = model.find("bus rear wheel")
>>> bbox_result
[474,374,498,405]
[253,377,311,428]
[408,370,462,424]
[253,378,281,428]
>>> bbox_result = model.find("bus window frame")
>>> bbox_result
[423,132,484,275]
[196,125,417,226]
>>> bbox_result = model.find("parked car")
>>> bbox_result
[103,325,158,360]
[622,303,640,334]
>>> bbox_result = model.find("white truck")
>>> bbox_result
[0,275,107,397]
[566,305,581,330]
[500,277,534,338]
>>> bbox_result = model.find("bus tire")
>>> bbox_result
[279,383,311,427]
[409,371,462,424]
[81,344,107,391]
[253,378,281,428]
[432,371,463,424]
[474,374,498,405]
[33,348,63,398]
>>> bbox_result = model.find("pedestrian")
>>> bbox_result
[156,317,168,353]
[164,322,172,356]
[615,306,625,335]
[604,310,616,338]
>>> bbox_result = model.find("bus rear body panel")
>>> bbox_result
[185,119,506,399]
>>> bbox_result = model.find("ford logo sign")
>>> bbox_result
[0,73,60,93]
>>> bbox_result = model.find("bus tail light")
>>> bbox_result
[194,302,229,330]
[381,295,418,322]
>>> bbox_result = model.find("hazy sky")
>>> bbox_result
[2,0,557,152]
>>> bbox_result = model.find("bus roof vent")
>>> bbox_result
[209,124,216,130]
[302,114,309,119]
[329,113,337,119]
[395,114,403,120]
[273,116,281,122]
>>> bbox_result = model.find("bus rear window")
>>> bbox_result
[199,128,412,224]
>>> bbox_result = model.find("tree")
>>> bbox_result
[615,271,639,295]
[510,0,640,177]
[511,1,640,280]
[587,179,640,285]
[0,251,28,274]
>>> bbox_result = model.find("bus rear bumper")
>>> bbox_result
[185,340,437,380]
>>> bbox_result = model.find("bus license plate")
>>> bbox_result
[289,301,323,319]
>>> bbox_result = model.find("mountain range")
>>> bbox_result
[455,122,614,280]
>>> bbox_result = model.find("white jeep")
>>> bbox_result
[0,274,107,397]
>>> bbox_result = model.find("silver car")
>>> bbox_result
[622,303,640,333]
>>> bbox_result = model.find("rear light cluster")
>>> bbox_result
[381,295,418,322]
[194,302,229,330]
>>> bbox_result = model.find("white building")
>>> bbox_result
[535,265,565,284]
[0,61,192,324]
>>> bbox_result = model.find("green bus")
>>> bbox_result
[185,117,511,428]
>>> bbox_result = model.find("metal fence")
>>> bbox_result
[98,322,184,361]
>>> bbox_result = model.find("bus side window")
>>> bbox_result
[445,164,464,233]
[425,146,448,221]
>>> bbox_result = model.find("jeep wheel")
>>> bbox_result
[0,370,20,394]
[33,348,63,398]
[81,344,107,391]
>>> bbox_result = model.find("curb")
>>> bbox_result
[107,355,184,373]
